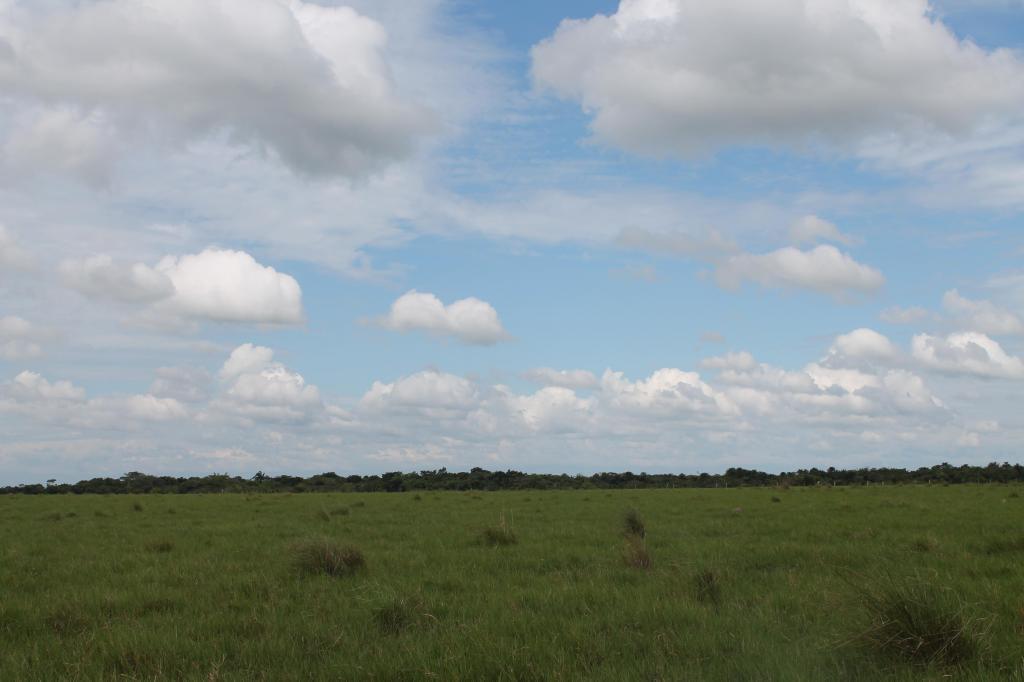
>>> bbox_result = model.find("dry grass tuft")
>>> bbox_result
[622,508,646,539]
[623,535,652,570]
[480,514,517,547]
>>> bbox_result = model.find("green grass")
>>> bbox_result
[1,485,1023,679]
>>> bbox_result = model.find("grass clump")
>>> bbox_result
[291,539,366,577]
[911,536,939,553]
[315,509,331,522]
[372,595,434,635]
[329,507,350,516]
[850,573,988,668]
[145,540,174,554]
[131,502,144,512]
[622,536,652,570]
[981,535,1024,555]
[622,508,646,539]
[693,568,721,605]
[480,515,516,547]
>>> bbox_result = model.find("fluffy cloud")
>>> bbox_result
[61,249,303,325]
[532,0,1024,157]
[0,316,49,360]
[522,367,600,390]
[788,215,854,246]
[361,370,479,413]
[212,344,321,423]
[378,290,508,345]
[824,328,899,364]
[715,245,885,295]
[912,332,1024,379]
[942,290,1024,336]
[0,0,432,178]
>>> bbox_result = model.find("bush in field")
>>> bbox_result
[292,539,365,577]
[850,573,988,668]
[623,508,646,539]
[480,514,516,547]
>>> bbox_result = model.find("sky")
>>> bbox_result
[1,0,1023,484]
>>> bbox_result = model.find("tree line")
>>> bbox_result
[2,462,1023,495]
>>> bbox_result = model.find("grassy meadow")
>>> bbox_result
[1,485,1023,680]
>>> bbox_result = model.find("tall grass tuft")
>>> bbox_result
[145,540,174,553]
[131,502,143,512]
[850,573,988,668]
[480,514,516,547]
[291,539,366,577]
[694,568,721,605]
[622,508,646,539]
[372,595,433,635]
[623,536,652,570]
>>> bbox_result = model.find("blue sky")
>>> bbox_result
[1,0,1023,483]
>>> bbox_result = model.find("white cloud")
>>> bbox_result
[716,245,885,295]
[212,344,321,423]
[9,370,84,401]
[942,289,1024,336]
[0,0,433,178]
[912,331,1024,379]
[61,249,303,325]
[788,215,854,246]
[532,0,1024,158]
[0,315,48,360]
[361,370,479,413]
[825,328,899,364]
[601,368,737,416]
[378,290,508,345]
[522,367,600,390]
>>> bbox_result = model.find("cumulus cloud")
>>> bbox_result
[532,0,1024,157]
[522,368,600,390]
[912,331,1024,379]
[942,289,1024,336]
[212,344,321,423]
[715,245,885,295]
[378,290,508,345]
[361,370,479,413]
[788,215,854,246]
[824,328,899,364]
[0,0,433,178]
[61,249,303,325]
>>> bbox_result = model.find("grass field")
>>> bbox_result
[2,485,1023,680]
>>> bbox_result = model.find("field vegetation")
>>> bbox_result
[1,485,1023,679]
